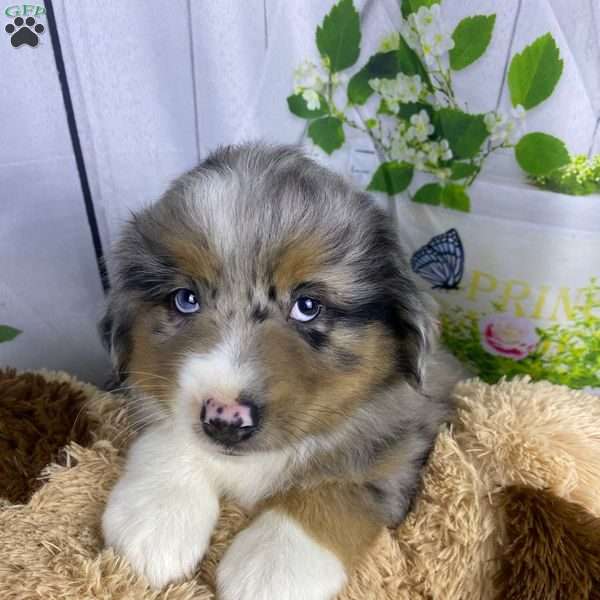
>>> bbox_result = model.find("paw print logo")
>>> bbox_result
[5,16,45,48]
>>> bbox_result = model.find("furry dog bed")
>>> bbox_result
[1,368,599,600]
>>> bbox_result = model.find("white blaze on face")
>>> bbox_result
[177,341,257,425]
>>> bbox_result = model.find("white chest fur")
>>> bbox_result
[200,446,293,507]
[128,423,294,509]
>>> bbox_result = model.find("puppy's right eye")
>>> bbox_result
[290,296,321,322]
[172,288,200,314]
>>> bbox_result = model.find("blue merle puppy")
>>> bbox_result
[100,143,462,600]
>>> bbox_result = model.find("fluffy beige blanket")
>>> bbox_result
[1,369,599,600]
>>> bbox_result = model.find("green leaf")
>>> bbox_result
[348,43,430,105]
[413,183,443,205]
[287,93,329,119]
[316,0,361,73]
[367,162,414,195]
[401,0,439,19]
[0,325,21,343]
[450,162,478,180]
[347,66,373,105]
[450,15,496,70]
[441,184,471,212]
[434,109,488,159]
[515,132,569,176]
[508,33,563,110]
[308,117,345,154]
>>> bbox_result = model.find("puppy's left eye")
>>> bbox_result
[290,297,321,322]
[172,288,200,314]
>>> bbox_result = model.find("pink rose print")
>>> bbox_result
[479,313,539,360]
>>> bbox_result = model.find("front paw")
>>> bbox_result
[102,476,219,589]
[217,510,347,600]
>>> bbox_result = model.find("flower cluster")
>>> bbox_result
[366,6,457,179]
[563,154,600,182]
[293,60,326,110]
[401,5,454,67]
[532,154,600,195]
[372,109,453,175]
[483,105,526,146]
[368,74,425,110]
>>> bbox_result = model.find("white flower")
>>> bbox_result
[390,133,408,162]
[399,20,420,51]
[414,150,428,169]
[436,167,452,180]
[484,106,526,146]
[412,5,442,37]
[379,32,400,52]
[408,4,454,65]
[484,111,501,132]
[330,71,347,87]
[302,89,321,111]
[410,110,434,142]
[428,29,455,56]
[369,73,424,109]
[504,104,526,143]
[419,38,436,67]
[511,104,526,121]
[293,60,325,95]
[404,75,423,103]
[503,120,519,145]
[424,141,440,165]
[440,139,453,160]
[419,30,454,65]
[403,146,417,162]
[421,140,451,166]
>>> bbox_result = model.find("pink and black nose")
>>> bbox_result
[200,397,261,446]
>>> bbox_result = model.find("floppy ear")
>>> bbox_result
[391,272,437,389]
[97,214,156,384]
[371,215,437,389]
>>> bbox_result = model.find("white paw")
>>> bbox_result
[217,510,347,600]
[102,476,219,589]
[101,426,219,589]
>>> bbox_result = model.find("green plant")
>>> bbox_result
[288,0,570,211]
[530,154,600,195]
[440,279,600,389]
[0,325,21,343]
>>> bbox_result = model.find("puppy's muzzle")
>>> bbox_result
[201,397,261,446]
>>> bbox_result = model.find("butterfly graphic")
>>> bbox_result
[410,228,464,290]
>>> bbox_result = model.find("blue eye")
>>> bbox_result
[173,289,200,314]
[290,296,321,322]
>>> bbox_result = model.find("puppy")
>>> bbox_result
[100,143,462,600]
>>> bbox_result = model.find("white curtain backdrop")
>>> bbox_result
[1,0,599,384]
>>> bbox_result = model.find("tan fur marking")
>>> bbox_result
[166,236,221,284]
[127,310,221,410]
[261,485,382,570]
[272,235,328,291]
[258,322,397,436]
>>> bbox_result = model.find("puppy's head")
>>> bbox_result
[101,144,435,454]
